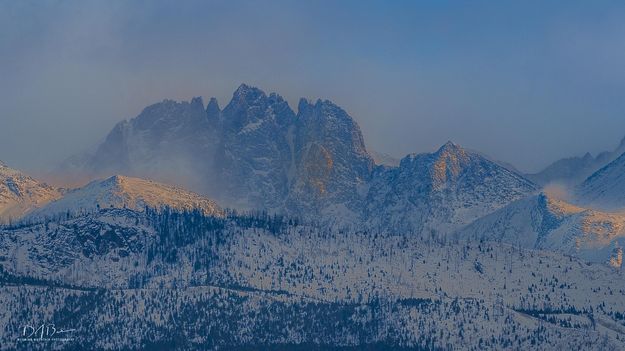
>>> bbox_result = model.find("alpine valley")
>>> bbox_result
[2,85,625,350]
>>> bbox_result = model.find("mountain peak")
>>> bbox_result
[429,142,470,186]
[0,161,23,178]
[105,174,125,184]
[190,96,204,109]
[297,98,345,113]
[235,82,254,90]
[436,141,464,154]
[232,83,266,102]
[206,97,220,114]
[131,97,207,132]
[0,164,62,222]
[222,84,295,133]
[297,97,309,106]
[528,134,625,187]
[315,98,341,110]
[206,97,221,123]
[296,98,317,116]
[28,175,223,220]
[296,98,356,126]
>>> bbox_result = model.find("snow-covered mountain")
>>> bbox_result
[575,152,625,210]
[457,192,625,267]
[365,142,537,235]
[64,85,538,233]
[67,85,374,216]
[0,161,61,223]
[27,175,223,220]
[64,96,221,195]
[215,85,295,209]
[527,136,625,187]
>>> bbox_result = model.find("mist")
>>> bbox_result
[2,0,625,176]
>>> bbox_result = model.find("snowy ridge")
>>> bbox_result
[27,175,223,220]
[0,161,61,223]
[576,152,625,210]
[457,192,625,267]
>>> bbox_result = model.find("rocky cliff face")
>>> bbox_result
[287,98,374,218]
[216,84,295,209]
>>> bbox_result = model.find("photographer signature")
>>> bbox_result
[18,323,75,341]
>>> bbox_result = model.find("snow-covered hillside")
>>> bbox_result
[0,161,61,223]
[576,152,625,210]
[1,208,624,349]
[457,193,625,267]
[26,175,223,220]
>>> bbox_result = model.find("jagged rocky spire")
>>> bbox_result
[206,97,220,119]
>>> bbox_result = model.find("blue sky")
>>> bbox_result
[2,0,625,173]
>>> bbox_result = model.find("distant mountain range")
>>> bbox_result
[526,136,625,187]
